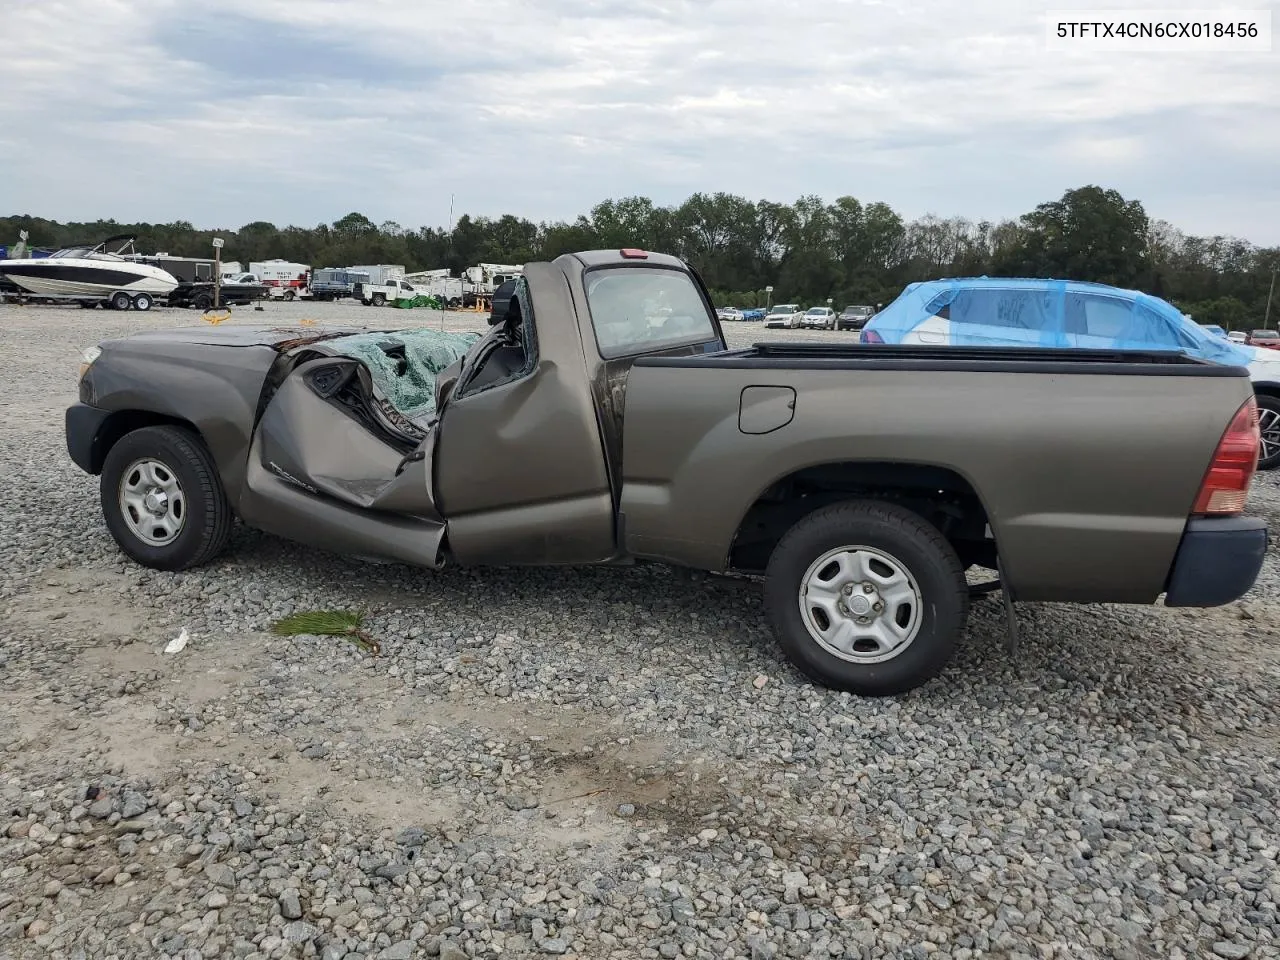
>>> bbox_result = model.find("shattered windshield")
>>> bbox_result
[584,267,718,359]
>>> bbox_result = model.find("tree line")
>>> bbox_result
[4,185,1277,329]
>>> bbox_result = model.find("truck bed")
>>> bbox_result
[620,341,1255,602]
[637,341,1241,373]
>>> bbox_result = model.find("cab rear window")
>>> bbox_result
[584,267,718,359]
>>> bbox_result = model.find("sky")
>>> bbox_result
[2,0,1278,244]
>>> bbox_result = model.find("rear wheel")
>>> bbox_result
[1256,394,1280,470]
[372,293,386,307]
[110,291,132,311]
[100,425,233,571]
[132,293,153,311]
[764,501,968,696]
[192,292,213,310]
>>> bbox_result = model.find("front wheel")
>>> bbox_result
[764,501,969,696]
[132,293,153,311]
[100,425,234,571]
[1256,394,1280,470]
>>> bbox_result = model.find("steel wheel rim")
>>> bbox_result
[118,458,186,546]
[797,544,924,664]
[1259,407,1280,463]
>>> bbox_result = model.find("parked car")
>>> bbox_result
[66,250,1267,696]
[740,307,766,322]
[860,277,1280,469]
[1227,330,1249,343]
[1248,329,1280,350]
[764,303,803,328]
[837,305,876,331]
[717,306,745,322]
[168,276,267,310]
[1198,323,1227,338]
[800,307,837,329]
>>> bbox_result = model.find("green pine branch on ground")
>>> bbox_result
[270,609,380,655]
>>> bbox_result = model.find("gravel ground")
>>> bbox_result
[2,299,1278,960]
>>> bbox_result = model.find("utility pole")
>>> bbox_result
[1266,267,1277,330]
[212,237,224,309]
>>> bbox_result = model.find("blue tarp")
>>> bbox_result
[863,278,1256,366]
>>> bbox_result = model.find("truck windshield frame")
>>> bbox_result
[582,265,719,360]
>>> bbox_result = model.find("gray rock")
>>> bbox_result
[379,942,417,960]
[282,921,317,944]
[204,863,236,890]
[279,889,302,920]
[1211,945,1251,960]
[120,791,148,819]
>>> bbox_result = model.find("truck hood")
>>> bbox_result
[100,324,374,350]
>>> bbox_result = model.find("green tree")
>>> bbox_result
[1016,185,1149,286]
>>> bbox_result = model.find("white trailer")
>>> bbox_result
[250,259,311,300]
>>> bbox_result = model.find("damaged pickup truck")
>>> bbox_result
[66,249,1269,695]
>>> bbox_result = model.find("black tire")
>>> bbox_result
[1255,394,1280,471]
[283,289,296,301]
[132,293,153,312]
[764,500,968,696]
[192,293,212,310]
[372,293,386,307]
[100,425,234,571]
[110,291,132,311]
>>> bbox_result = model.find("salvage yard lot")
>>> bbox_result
[1,300,1278,960]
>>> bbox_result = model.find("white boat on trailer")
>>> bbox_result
[0,235,179,310]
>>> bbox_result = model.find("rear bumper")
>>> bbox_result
[66,402,112,474]
[1164,516,1268,607]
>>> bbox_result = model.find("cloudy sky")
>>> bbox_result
[2,0,1278,242]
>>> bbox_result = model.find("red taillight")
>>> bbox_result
[1192,397,1260,516]
[619,248,648,259]
[861,329,883,344]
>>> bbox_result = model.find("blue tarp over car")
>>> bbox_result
[861,277,1257,366]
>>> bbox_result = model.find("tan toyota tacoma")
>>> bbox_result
[66,249,1269,695]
